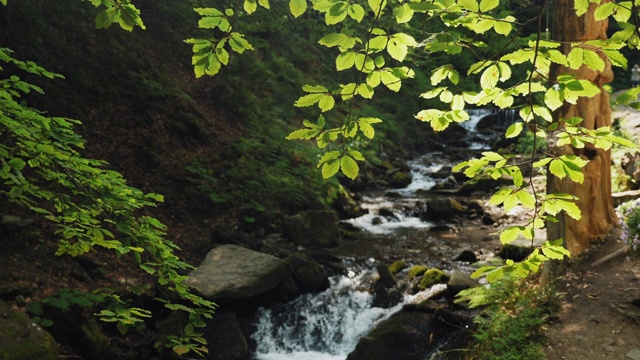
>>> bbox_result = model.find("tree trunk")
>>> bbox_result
[547,0,616,256]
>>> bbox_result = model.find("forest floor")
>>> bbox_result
[543,102,640,360]
[543,233,640,359]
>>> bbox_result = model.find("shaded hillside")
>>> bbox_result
[0,0,444,265]
[1,0,330,261]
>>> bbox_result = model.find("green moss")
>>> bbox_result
[419,268,449,290]
[388,261,407,275]
[0,301,57,360]
[407,265,428,279]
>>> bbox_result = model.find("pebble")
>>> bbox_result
[627,348,640,360]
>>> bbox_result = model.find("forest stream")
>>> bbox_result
[248,110,520,360]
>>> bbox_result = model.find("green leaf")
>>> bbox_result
[567,47,584,70]
[295,93,325,107]
[289,0,307,17]
[322,159,341,179]
[480,64,500,89]
[574,0,589,16]
[348,149,365,161]
[582,49,605,71]
[318,95,335,111]
[286,128,320,140]
[544,87,563,111]
[516,190,536,208]
[387,39,408,62]
[549,159,567,179]
[490,188,513,205]
[394,4,414,23]
[244,0,258,14]
[368,0,387,13]
[541,242,570,260]
[594,2,615,20]
[8,157,26,170]
[347,4,365,21]
[336,51,357,71]
[173,345,190,356]
[500,226,521,244]
[458,0,479,12]
[505,122,523,138]
[341,156,359,180]
[493,20,512,35]
[479,0,499,12]
[318,151,341,166]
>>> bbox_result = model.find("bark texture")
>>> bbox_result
[548,0,617,255]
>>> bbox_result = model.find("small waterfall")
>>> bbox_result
[252,270,402,360]
[252,270,448,360]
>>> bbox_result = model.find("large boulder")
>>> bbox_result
[0,301,57,360]
[186,245,291,301]
[346,310,454,360]
[284,210,340,248]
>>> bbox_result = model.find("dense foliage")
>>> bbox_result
[3,0,640,356]
[460,277,560,359]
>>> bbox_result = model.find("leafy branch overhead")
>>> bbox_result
[183,0,639,283]
[4,0,640,357]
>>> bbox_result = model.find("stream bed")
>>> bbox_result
[250,110,514,360]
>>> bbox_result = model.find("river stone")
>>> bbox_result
[346,310,454,360]
[424,198,463,220]
[186,245,291,301]
[284,254,329,293]
[454,249,478,263]
[498,243,532,262]
[420,268,449,290]
[447,270,480,297]
[284,210,339,248]
[0,301,57,360]
[389,171,412,188]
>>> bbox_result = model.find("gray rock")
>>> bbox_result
[284,210,340,248]
[447,270,480,296]
[186,245,291,301]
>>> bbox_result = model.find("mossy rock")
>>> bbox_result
[419,269,449,290]
[0,301,58,360]
[407,265,428,279]
[388,261,407,275]
[389,171,412,188]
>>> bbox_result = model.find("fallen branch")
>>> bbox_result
[591,246,629,267]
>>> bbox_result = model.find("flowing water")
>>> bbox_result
[251,109,512,360]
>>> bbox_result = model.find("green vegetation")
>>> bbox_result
[617,199,640,257]
[3,0,640,357]
[458,277,561,360]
